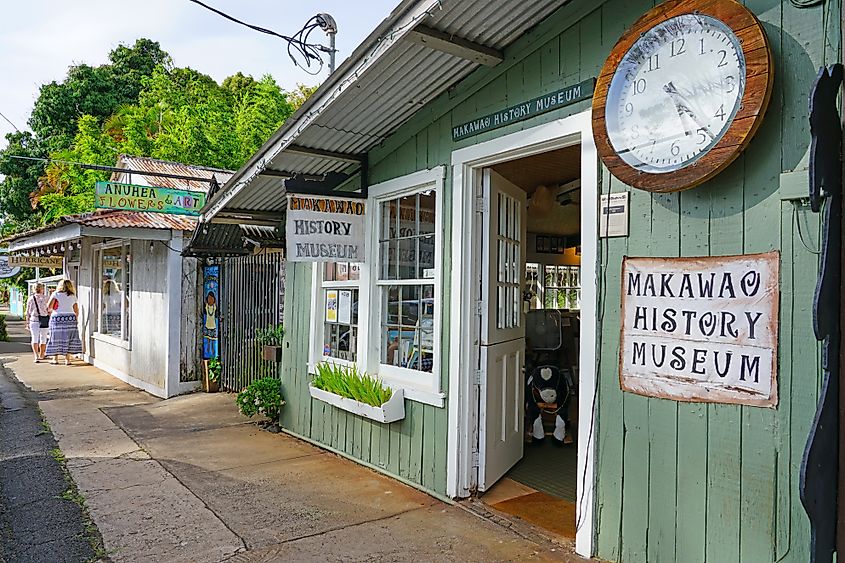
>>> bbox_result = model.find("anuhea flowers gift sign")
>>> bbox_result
[620,252,779,407]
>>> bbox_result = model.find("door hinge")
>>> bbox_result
[474,195,487,213]
[474,369,483,385]
[475,300,483,315]
[471,451,480,468]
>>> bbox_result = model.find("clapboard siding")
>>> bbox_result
[277,0,839,557]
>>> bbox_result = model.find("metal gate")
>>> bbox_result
[219,252,285,391]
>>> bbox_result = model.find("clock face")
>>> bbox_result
[605,14,746,174]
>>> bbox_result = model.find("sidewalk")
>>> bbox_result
[0,330,584,561]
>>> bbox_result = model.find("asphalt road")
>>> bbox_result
[0,319,98,562]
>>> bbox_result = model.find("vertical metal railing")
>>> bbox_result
[219,252,285,391]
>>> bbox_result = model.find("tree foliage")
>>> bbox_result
[0,38,315,232]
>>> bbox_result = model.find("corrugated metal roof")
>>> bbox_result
[183,220,285,258]
[112,155,234,192]
[67,209,197,231]
[3,209,197,245]
[204,0,571,218]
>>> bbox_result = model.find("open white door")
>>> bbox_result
[478,169,527,491]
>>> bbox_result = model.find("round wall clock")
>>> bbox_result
[592,0,773,192]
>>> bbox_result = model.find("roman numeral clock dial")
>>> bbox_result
[593,0,773,193]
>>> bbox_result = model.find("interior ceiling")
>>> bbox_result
[491,145,580,196]
[491,145,581,237]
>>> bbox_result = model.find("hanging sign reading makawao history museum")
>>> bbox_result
[95,181,206,216]
[620,252,779,407]
[286,195,366,262]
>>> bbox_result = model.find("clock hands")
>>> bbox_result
[663,81,716,140]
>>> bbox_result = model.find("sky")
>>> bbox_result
[0,0,399,149]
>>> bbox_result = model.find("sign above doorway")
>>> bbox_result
[619,252,779,407]
[8,255,63,269]
[451,78,595,142]
[95,181,206,216]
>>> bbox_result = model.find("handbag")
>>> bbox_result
[33,297,50,329]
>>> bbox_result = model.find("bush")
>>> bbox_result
[255,324,285,346]
[236,377,285,422]
[0,315,8,342]
[207,357,221,383]
[312,362,393,407]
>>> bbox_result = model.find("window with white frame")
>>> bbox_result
[308,169,443,403]
[377,190,437,374]
[96,242,131,340]
[524,262,581,311]
[320,262,361,362]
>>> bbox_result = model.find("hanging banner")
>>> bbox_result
[286,195,366,262]
[95,181,206,216]
[8,255,63,269]
[0,256,21,279]
[620,252,779,408]
[202,265,220,360]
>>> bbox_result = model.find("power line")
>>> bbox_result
[0,110,20,133]
[185,0,325,73]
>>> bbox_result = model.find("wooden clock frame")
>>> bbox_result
[592,0,774,193]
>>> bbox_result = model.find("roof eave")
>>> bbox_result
[201,0,438,221]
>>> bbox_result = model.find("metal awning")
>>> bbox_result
[202,0,571,221]
[182,222,285,258]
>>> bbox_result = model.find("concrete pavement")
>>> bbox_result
[0,320,585,562]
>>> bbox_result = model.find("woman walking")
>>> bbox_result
[45,279,82,365]
[25,283,50,362]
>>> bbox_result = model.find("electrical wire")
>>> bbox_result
[0,110,21,133]
[185,0,325,72]
[575,168,609,535]
[793,200,822,255]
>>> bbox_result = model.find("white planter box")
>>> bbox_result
[308,384,405,423]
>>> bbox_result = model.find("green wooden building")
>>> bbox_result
[198,0,841,560]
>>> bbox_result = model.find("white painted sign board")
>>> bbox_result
[620,252,779,408]
[286,195,366,262]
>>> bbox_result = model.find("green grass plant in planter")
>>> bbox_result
[236,377,285,424]
[0,315,7,342]
[312,362,393,408]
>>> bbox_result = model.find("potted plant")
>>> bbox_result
[236,377,285,431]
[204,357,221,393]
[309,362,404,423]
[256,324,285,362]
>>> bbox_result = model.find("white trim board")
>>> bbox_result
[87,355,168,399]
[447,110,599,558]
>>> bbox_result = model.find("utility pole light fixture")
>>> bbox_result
[315,13,338,74]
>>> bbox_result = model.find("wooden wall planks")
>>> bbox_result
[275,1,839,561]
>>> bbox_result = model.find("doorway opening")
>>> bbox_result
[476,145,582,540]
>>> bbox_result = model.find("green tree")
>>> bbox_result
[0,38,168,228]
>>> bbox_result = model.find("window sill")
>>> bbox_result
[92,332,131,351]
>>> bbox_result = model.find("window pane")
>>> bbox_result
[378,191,437,282]
[124,247,132,339]
[100,246,124,337]
[419,191,436,234]
[382,284,433,373]
[323,288,358,361]
[398,194,418,238]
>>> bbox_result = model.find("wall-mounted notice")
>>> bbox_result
[600,192,629,237]
[286,195,366,262]
[620,252,779,407]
